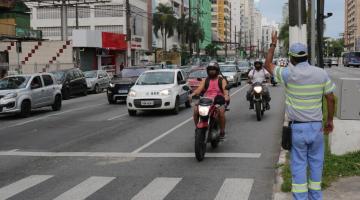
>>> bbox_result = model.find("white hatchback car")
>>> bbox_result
[127,69,191,116]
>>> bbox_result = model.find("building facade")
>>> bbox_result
[190,0,212,50]
[344,0,360,51]
[211,0,231,43]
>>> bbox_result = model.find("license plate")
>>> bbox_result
[118,89,128,94]
[141,100,154,106]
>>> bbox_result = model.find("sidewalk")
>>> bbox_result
[274,176,360,200]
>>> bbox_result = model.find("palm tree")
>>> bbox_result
[205,43,220,57]
[279,19,289,55]
[153,3,177,52]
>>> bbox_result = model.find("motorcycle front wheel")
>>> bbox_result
[195,128,207,161]
[255,101,262,121]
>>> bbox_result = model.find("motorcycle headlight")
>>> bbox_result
[198,105,210,116]
[109,83,115,88]
[159,89,171,96]
[128,90,136,97]
[3,93,17,100]
[254,86,263,93]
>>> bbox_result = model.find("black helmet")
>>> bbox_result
[254,60,263,66]
[207,62,220,75]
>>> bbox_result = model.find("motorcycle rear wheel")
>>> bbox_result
[195,128,207,161]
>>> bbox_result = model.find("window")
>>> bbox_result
[38,27,61,37]
[37,7,60,19]
[67,6,90,18]
[95,25,123,34]
[66,71,75,80]
[31,76,43,89]
[42,75,54,86]
[73,70,81,79]
[95,5,124,17]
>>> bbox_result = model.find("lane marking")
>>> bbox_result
[131,85,249,153]
[0,175,53,200]
[53,176,115,200]
[131,177,182,200]
[0,151,261,158]
[6,103,107,128]
[214,178,254,200]
[107,113,128,121]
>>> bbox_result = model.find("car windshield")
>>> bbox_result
[137,72,174,85]
[115,68,146,79]
[189,70,207,78]
[350,52,360,57]
[0,76,30,90]
[220,66,237,72]
[51,71,66,82]
[238,62,249,68]
[84,71,97,78]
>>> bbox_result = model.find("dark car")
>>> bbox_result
[323,58,332,67]
[107,67,147,104]
[51,68,87,100]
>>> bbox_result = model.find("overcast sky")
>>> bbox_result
[256,0,344,38]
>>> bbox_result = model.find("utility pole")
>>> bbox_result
[225,17,228,58]
[188,0,193,57]
[126,0,132,67]
[249,30,252,58]
[316,0,324,68]
[235,26,237,56]
[309,0,316,65]
[229,2,232,51]
[60,0,68,41]
[196,0,200,56]
[75,3,80,68]
[289,0,307,51]
[257,39,259,58]
[244,31,247,58]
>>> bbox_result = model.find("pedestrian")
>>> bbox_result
[120,62,125,71]
[264,31,336,200]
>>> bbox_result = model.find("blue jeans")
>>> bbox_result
[291,122,324,200]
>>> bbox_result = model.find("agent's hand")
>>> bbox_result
[271,31,278,45]
[324,120,334,134]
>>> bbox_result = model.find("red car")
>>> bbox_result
[187,69,207,91]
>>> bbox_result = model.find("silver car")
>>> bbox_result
[0,73,62,117]
[84,70,111,93]
[220,64,242,87]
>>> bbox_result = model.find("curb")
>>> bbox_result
[273,114,291,200]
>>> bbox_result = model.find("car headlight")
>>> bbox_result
[227,76,234,81]
[109,83,115,88]
[128,90,136,97]
[159,89,171,96]
[3,93,17,100]
[254,86,263,93]
[198,105,211,116]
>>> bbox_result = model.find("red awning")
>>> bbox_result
[102,32,127,50]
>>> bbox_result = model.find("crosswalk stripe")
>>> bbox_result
[131,177,182,200]
[53,176,115,200]
[0,175,53,200]
[214,178,254,200]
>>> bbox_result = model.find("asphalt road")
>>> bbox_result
[0,83,285,200]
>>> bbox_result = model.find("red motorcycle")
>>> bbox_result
[193,96,222,161]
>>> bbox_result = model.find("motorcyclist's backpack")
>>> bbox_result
[204,77,224,94]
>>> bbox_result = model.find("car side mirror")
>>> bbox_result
[178,80,186,85]
[183,85,191,91]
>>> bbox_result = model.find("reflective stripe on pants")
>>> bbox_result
[291,122,324,200]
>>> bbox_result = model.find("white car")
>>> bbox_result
[127,69,191,116]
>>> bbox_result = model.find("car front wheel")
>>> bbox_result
[19,100,31,118]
